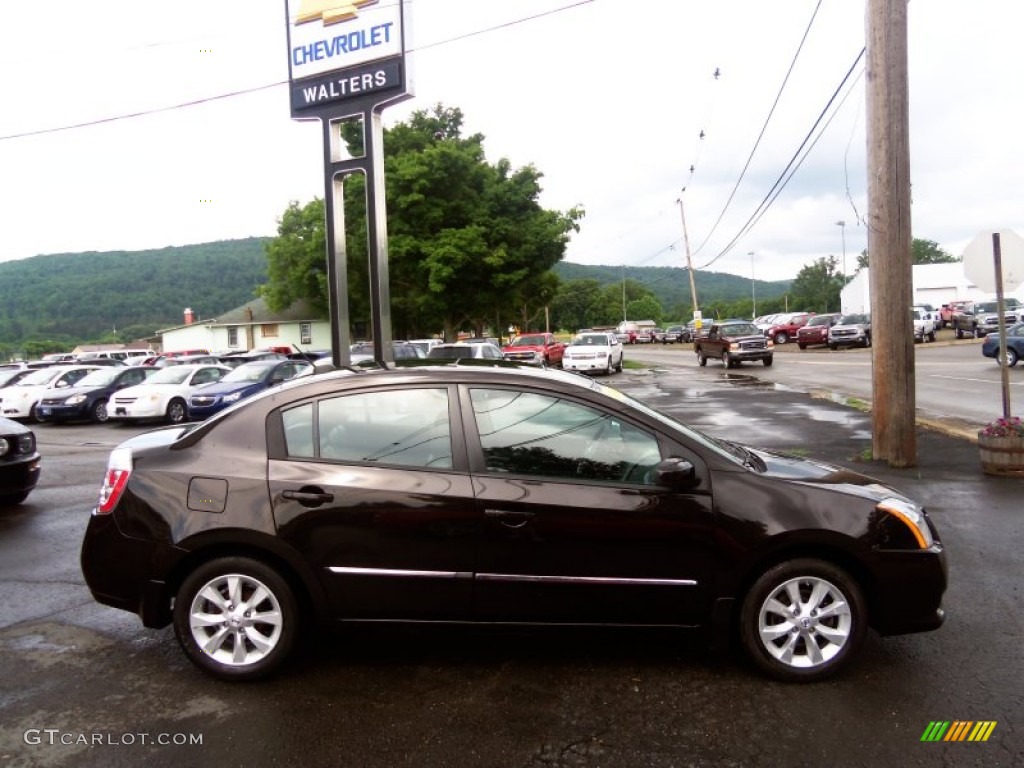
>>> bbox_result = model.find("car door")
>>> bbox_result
[267,385,478,621]
[462,385,715,625]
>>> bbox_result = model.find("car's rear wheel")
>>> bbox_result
[173,557,298,681]
[740,558,866,682]
[165,398,187,424]
[91,399,109,423]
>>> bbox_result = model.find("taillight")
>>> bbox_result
[95,447,133,515]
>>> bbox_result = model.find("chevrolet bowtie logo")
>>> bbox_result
[295,0,378,26]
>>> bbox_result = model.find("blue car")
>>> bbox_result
[187,360,313,420]
[981,322,1024,368]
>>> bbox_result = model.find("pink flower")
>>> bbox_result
[980,416,1024,438]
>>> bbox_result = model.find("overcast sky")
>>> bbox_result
[1,0,1020,283]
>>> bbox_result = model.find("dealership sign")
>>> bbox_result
[284,0,409,116]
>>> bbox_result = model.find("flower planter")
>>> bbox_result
[978,434,1024,477]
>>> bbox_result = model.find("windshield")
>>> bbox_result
[148,366,197,385]
[222,363,275,383]
[838,314,869,325]
[76,368,123,387]
[572,334,610,346]
[976,302,998,313]
[17,368,62,386]
[511,335,546,347]
[720,323,760,336]
[807,315,832,327]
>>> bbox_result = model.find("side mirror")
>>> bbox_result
[655,457,697,489]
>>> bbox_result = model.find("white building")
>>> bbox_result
[158,298,331,354]
[840,263,1024,314]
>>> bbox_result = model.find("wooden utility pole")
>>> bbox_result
[676,194,700,313]
[866,0,915,466]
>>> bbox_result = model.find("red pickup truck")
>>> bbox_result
[501,333,567,366]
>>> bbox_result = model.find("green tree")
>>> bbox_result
[855,237,958,271]
[790,256,844,313]
[627,296,663,325]
[262,105,583,341]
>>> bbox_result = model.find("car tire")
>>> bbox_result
[604,358,612,375]
[173,557,299,681]
[863,334,872,348]
[763,357,773,367]
[1003,348,1019,367]
[722,352,731,368]
[91,399,110,423]
[698,351,707,367]
[615,356,623,373]
[739,558,867,682]
[955,327,963,339]
[927,330,936,343]
[829,343,838,351]
[797,343,807,350]
[774,332,789,345]
[165,398,187,424]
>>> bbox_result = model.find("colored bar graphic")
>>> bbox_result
[920,721,997,742]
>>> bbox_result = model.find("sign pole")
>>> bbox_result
[992,233,1012,420]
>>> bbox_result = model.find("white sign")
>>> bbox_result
[962,229,1024,293]
[286,0,403,82]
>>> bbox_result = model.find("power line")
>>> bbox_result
[690,0,823,257]
[697,47,866,270]
[0,0,595,143]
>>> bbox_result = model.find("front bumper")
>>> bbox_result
[36,403,89,422]
[0,456,41,498]
[870,544,948,636]
[563,356,612,372]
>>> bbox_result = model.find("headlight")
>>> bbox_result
[223,392,243,403]
[17,434,34,453]
[878,497,934,549]
[66,395,87,405]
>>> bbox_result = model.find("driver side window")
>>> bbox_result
[470,389,661,484]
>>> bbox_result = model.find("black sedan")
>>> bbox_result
[80,365,947,682]
[0,417,40,505]
[981,322,1024,367]
[35,366,157,423]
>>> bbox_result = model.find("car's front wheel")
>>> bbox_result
[697,350,707,367]
[91,399,109,423]
[763,357,773,367]
[165,398,187,424]
[173,557,299,681]
[722,351,731,368]
[774,332,789,345]
[740,558,867,682]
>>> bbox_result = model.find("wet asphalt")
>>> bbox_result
[0,362,1021,768]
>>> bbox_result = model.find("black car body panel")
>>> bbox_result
[80,366,946,679]
[0,417,41,504]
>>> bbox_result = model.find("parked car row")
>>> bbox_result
[0,360,316,427]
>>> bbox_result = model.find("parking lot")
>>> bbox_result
[1,361,1021,768]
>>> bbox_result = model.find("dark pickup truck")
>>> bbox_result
[694,320,774,368]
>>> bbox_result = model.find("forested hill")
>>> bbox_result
[553,262,792,308]
[0,238,269,347]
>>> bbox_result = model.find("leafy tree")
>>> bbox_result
[262,200,330,317]
[627,296,663,325]
[790,256,844,313]
[856,237,958,271]
[262,104,583,341]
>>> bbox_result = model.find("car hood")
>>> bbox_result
[750,447,903,503]
[0,416,32,436]
[44,384,106,399]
